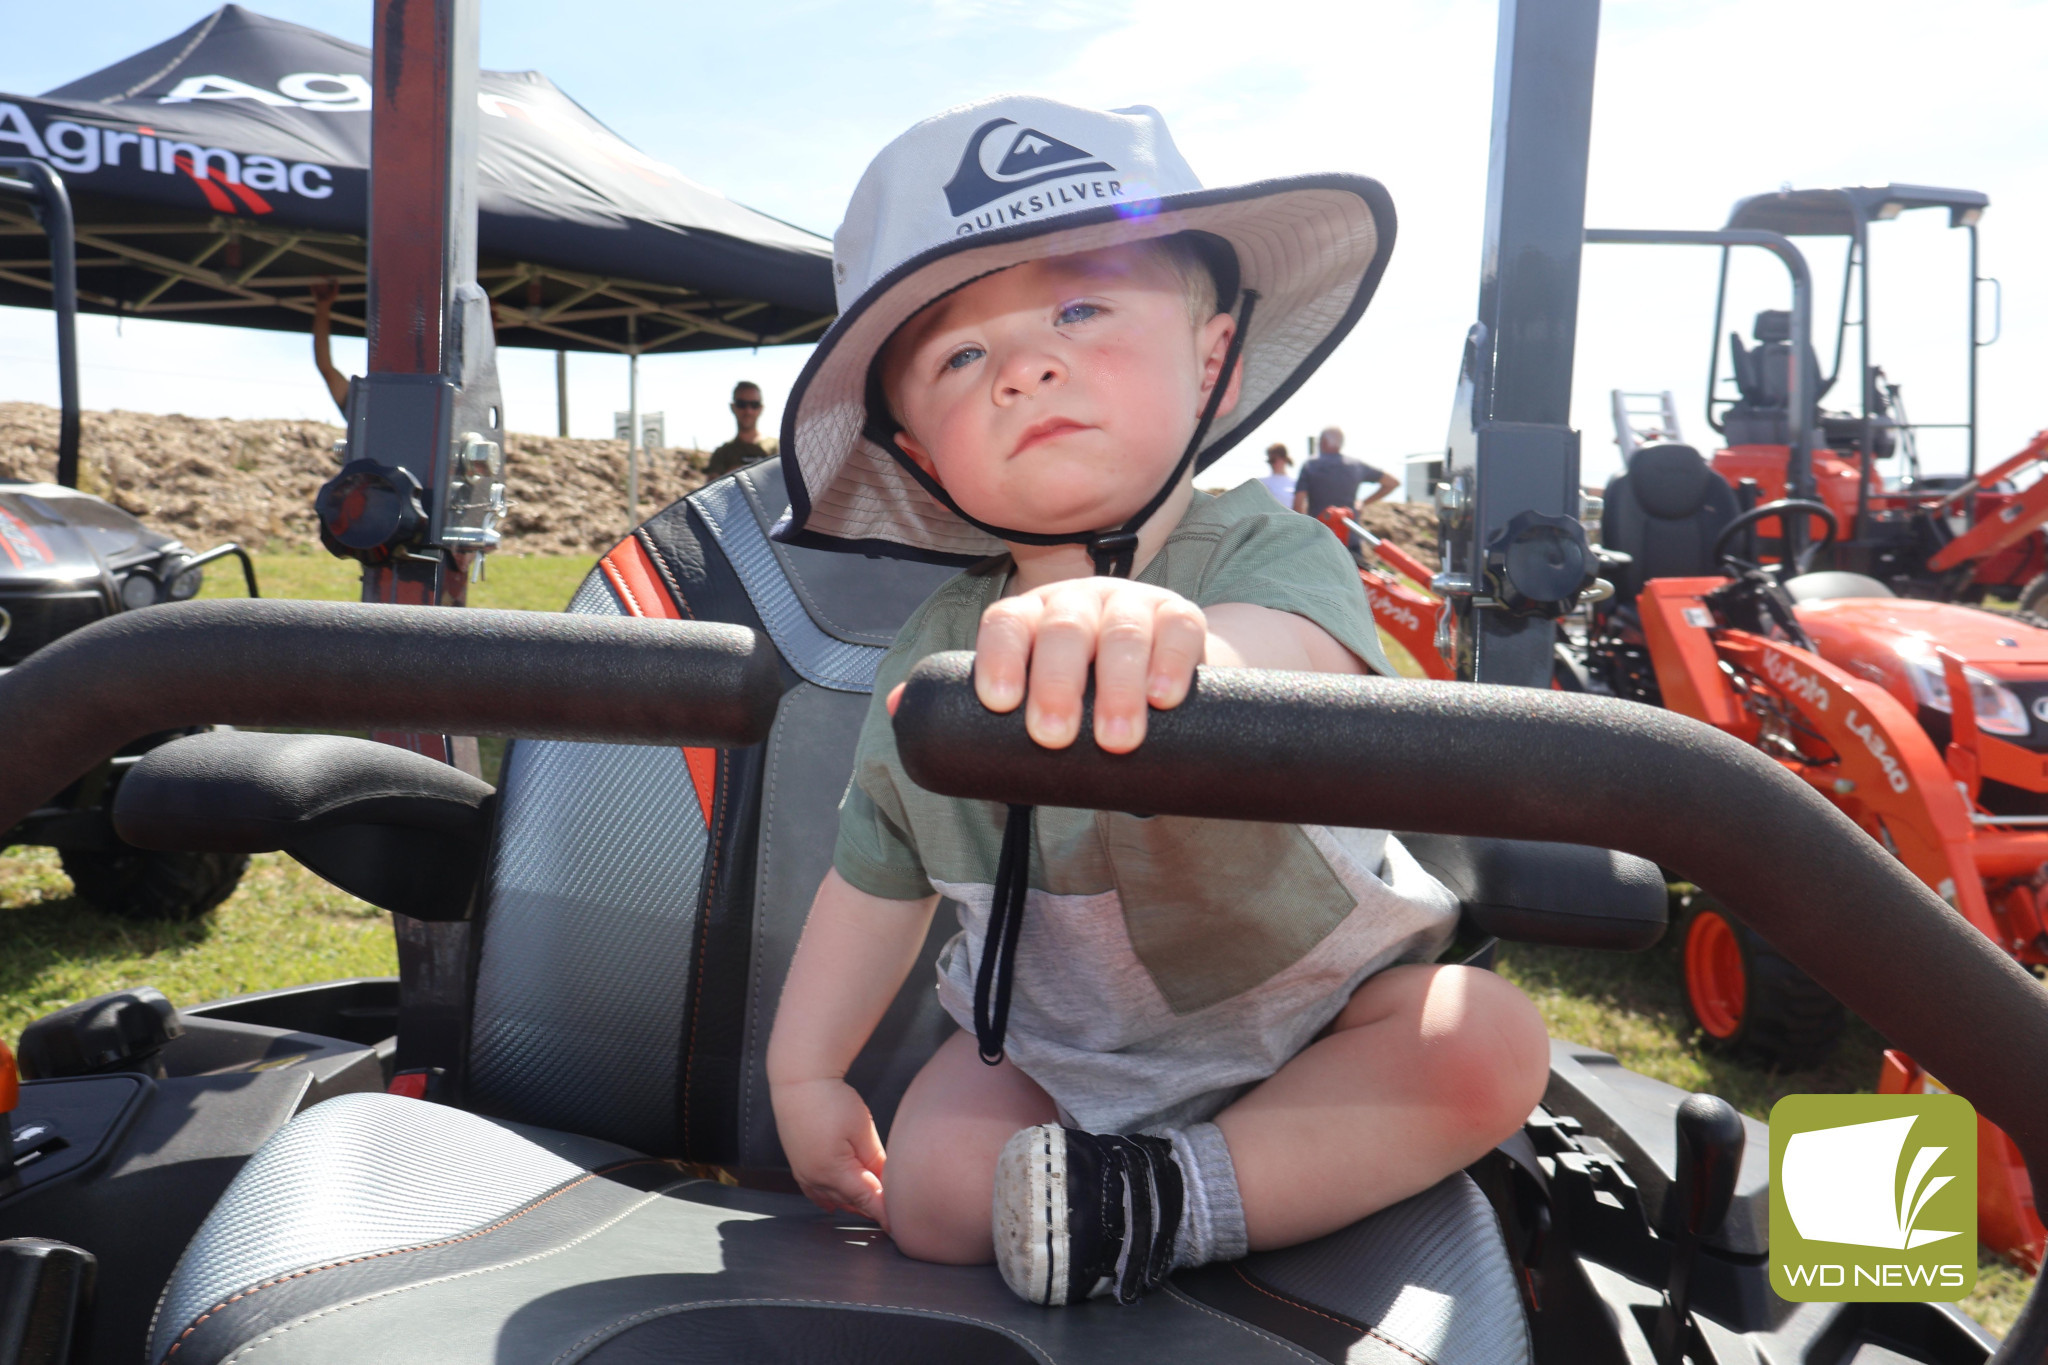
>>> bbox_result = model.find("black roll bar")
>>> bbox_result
[893,654,2048,1364]
[0,159,79,488]
[1585,228,1815,531]
[0,600,783,834]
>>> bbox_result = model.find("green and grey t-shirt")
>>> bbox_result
[833,482,1457,1132]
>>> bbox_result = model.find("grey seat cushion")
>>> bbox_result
[152,1095,1529,1365]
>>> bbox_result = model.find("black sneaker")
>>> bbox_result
[992,1124,1184,1306]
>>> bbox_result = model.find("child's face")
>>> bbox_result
[883,243,1238,538]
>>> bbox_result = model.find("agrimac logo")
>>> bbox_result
[1769,1094,1976,1301]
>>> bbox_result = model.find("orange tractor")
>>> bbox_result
[1611,184,2048,608]
[1317,186,2048,1271]
[1336,456,2048,1271]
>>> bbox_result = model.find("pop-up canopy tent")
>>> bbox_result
[0,4,835,355]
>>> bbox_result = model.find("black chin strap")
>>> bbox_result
[974,293,1260,1065]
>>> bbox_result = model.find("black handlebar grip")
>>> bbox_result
[0,599,783,835]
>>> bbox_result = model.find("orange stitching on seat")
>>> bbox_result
[163,1160,667,1359]
[598,553,645,617]
[1226,1265,1431,1365]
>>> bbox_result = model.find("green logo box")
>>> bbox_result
[1769,1093,1977,1302]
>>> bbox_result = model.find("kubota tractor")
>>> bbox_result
[1604,184,2048,608]
[1577,434,2048,1272]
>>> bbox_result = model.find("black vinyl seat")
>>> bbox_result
[1599,443,1741,602]
[1723,309,1825,448]
[142,462,1535,1365]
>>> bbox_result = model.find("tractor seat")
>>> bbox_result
[138,462,1536,1365]
[1598,443,1740,601]
[1724,309,1825,448]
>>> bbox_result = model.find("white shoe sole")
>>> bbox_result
[993,1124,1068,1305]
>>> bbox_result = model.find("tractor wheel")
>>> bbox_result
[1679,899,1844,1067]
[2018,572,2048,627]
[61,847,249,922]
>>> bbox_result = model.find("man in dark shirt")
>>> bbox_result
[706,381,778,479]
[1291,426,1398,517]
[1293,426,1399,561]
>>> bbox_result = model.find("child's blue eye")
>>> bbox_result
[1057,302,1100,326]
[945,346,984,371]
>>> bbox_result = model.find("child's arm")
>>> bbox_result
[767,868,939,1225]
[950,580,1365,753]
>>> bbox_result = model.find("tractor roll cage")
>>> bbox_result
[1585,226,1816,557]
[1720,183,1995,477]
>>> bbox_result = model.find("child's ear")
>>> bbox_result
[1197,312,1243,419]
[893,429,941,482]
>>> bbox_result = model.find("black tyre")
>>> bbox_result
[1679,898,1844,1068]
[60,846,249,922]
[2018,572,2048,627]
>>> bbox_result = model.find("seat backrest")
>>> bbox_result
[1725,311,1824,447]
[1599,443,1740,600]
[463,462,958,1164]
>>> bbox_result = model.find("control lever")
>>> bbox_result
[1651,1093,1745,1365]
[17,988,182,1081]
[0,1238,97,1365]
[0,1038,15,1175]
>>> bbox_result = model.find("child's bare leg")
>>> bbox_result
[884,1030,1059,1264]
[1214,963,1550,1251]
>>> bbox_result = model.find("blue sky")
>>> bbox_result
[3,0,2045,496]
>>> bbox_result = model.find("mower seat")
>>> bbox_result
[1599,443,1740,601]
[143,464,1533,1365]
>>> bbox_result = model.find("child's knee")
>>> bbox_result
[884,1151,995,1266]
[1413,966,1550,1137]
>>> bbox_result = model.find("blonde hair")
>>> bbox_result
[1142,233,1220,325]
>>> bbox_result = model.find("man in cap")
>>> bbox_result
[705,381,779,479]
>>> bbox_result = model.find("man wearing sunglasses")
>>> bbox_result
[706,381,779,479]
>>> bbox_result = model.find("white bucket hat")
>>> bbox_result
[774,94,1397,567]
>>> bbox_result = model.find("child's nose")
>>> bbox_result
[995,349,1064,401]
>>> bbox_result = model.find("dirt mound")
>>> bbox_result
[1354,499,1439,572]
[1,402,1444,568]
[0,402,711,557]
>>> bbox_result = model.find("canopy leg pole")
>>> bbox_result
[556,349,569,437]
[627,318,640,533]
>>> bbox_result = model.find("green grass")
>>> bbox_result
[4,554,2027,1337]
[0,847,395,1046]
[198,551,590,612]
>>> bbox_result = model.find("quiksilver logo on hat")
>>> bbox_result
[943,118,1120,229]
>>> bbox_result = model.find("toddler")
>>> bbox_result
[766,95,1549,1306]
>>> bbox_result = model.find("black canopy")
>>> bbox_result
[1726,183,1988,239]
[0,5,835,354]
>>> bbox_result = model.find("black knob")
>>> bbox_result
[17,987,183,1080]
[1652,1093,1746,1365]
[1483,509,1594,618]
[1672,1092,1746,1239]
[0,1238,97,1365]
[315,459,428,564]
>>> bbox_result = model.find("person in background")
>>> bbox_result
[1256,441,1295,507]
[310,280,352,417]
[1293,425,1398,560]
[706,381,780,478]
